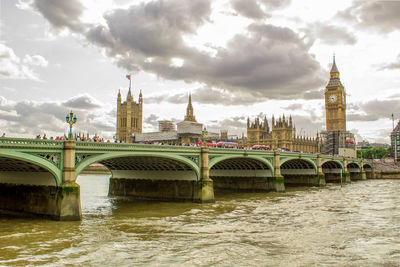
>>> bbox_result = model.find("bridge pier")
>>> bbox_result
[274,151,285,192]
[109,147,215,203]
[317,154,326,186]
[0,141,81,220]
[193,147,214,202]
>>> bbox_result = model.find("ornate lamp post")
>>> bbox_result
[65,111,77,140]
[202,128,208,147]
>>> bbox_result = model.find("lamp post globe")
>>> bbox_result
[66,111,77,140]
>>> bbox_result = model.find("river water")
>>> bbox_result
[0,175,399,266]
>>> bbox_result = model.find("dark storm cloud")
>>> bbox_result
[305,22,357,45]
[230,0,291,19]
[63,94,101,110]
[110,21,326,100]
[337,1,400,33]
[30,0,86,32]
[379,54,400,70]
[31,0,325,101]
[231,0,266,19]
[347,99,400,122]
[88,0,211,58]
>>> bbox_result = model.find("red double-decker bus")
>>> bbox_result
[251,145,270,150]
[216,141,238,148]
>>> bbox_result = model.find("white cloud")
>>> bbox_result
[0,43,47,80]
[23,54,49,67]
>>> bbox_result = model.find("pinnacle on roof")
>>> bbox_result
[330,54,339,73]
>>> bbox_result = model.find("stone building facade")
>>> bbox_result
[116,85,143,143]
[391,120,400,162]
[246,115,319,152]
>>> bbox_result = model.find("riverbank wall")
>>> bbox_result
[374,162,400,179]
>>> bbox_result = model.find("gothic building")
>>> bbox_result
[246,115,319,152]
[116,83,143,143]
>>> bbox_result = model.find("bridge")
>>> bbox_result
[0,138,374,220]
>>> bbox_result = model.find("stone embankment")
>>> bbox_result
[374,162,400,179]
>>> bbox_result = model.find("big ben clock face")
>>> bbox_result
[328,94,337,103]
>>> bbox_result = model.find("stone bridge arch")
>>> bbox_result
[280,158,317,174]
[209,155,273,174]
[75,152,201,180]
[280,158,317,186]
[362,163,373,179]
[321,160,343,183]
[347,162,361,172]
[0,151,61,186]
[76,152,203,202]
[209,155,275,192]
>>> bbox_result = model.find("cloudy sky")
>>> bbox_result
[1,0,399,143]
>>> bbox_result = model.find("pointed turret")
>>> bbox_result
[184,93,197,122]
[127,87,133,102]
[272,115,275,128]
[117,89,121,104]
[139,89,143,104]
[329,54,340,80]
[330,54,338,73]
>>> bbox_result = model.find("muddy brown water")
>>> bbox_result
[0,175,399,266]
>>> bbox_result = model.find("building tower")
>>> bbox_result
[325,55,346,131]
[184,93,197,122]
[116,79,143,143]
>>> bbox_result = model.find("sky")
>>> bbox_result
[0,0,399,143]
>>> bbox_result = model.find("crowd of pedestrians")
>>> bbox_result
[35,133,110,142]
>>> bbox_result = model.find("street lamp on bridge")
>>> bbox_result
[66,111,77,141]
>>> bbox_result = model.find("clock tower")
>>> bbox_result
[325,56,346,131]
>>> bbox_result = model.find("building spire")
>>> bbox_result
[330,54,339,74]
[184,93,197,122]
[126,74,133,102]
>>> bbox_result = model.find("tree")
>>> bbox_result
[357,146,391,159]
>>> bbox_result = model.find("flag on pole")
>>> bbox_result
[126,74,131,80]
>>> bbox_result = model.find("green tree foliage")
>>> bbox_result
[357,146,391,159]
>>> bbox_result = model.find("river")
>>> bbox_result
[0,175,399,266]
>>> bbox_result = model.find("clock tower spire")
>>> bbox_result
[325,55,346,131]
